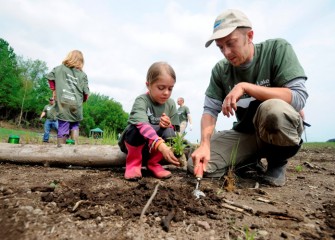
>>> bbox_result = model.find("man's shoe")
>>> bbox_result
[263,164,286,187]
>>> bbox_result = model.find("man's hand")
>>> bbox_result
[191,145,210,175]
[222,83,245,117]
[159,113,171,128]
[158,143,180,166]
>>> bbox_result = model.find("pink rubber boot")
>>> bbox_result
[125,142,144,180]
[147,150,172,179]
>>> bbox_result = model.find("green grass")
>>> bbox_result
[1,123,334,148]
[0,127,42,143]
[88,128,118,145]
[302,142,335,150]
[0,124,118,145]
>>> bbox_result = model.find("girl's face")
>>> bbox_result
[147,72,175,105]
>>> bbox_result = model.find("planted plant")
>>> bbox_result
[166,132,189,168]
[295,165,303,172]
[223,139,240,192]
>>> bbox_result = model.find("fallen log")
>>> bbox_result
[0,143,126,167]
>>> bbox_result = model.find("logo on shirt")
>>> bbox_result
[258,79,271,87]
[146,108,160,124]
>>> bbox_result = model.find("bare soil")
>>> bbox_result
[0,137,334,239]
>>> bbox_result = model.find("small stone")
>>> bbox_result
[196,220,210,230]
[258,230,269,237]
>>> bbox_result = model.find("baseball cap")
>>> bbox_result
[49,98,54,101]
[205,9,252,48]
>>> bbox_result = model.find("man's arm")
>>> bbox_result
[187,113,192,130]
[40,111,46,120]
[222,78,308,117]
[239,82,292,103]
[191,113,216,173]
[191,96,221,172]
[199,113,216,148]
[187,113,192,125]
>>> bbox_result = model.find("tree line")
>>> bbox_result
[0,38,129,137]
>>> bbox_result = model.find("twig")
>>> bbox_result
[186,224,193,233]
[223,199,254,213]
[256,197,272,203]
[72,200,90,212]
[256,210,303,222]
[0,193,17,199]
[221,203,252,216]
[140,182,161,221]
[161,208,176,232]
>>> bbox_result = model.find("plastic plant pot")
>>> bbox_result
[66,139,75,145]
[8,135,20,144]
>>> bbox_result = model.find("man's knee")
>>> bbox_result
[254,99,302,146]
[263,139,303,163]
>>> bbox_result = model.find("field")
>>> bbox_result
[0,122,334,240]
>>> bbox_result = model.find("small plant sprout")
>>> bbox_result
[243,226,256,240]
[295,165,303,172]
[166,132,189,168]
[223,139,240,192]
[49,180,60,188]
[166,132,188,157]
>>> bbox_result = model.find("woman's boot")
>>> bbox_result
[124,142,144,180]
[147,150,171,179]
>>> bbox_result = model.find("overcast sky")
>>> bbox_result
[1,0,334,143]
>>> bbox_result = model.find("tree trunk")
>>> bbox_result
[0,143,126,167]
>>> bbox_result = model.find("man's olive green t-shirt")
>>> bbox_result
[46,65,90,122]
[43,104,57,120]
[177,105,190,123]
[205,38,307,133]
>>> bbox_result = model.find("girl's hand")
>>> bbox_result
[158,143,180,166]
[159,113,171,128]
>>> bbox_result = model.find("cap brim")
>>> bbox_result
[205,26,237,48]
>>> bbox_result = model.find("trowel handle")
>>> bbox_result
[195,162,204,179]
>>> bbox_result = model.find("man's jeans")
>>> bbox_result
[43,119,58,142]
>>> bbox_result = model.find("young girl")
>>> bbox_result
[119,62,180,180]
[46,50,90,146]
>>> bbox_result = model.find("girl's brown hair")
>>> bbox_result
[146,62,176,85]
[62,50,84,71]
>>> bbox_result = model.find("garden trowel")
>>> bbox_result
[193,162,206,199]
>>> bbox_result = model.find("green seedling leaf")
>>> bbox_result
[166,132,189,157]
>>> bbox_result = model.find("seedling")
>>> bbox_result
[166,132,189,168]
[295,165,303,172]
[49,180,60,188]
[223,139,240,192]
[166,132,188,157]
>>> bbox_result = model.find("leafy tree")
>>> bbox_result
[82,93,129,136]
[0,38,22,119]
[16,56,49,126]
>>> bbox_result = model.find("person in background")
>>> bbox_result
[118,62,180,180]
[39,98,58,143]
[189,9,308,187]
[177,97,192,133]
[46,50,90,146]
